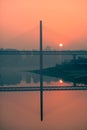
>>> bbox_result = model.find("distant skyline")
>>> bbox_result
[0,0,87,50]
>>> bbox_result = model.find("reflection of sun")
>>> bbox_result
[59,79,63,84]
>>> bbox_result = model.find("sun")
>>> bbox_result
[59,43,63,47]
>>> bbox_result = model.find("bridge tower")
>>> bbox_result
[40,20,43,121]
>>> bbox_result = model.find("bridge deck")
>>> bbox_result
[0,50,87,55]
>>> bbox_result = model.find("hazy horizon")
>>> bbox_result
[0,0,87,50]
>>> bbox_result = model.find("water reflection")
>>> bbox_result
[0,68,87,87]
[0,91,87,130]
[0,69,87,129]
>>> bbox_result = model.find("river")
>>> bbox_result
[0,67,87,130]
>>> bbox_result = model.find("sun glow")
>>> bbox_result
[59,79,63,84]
[59,43,63,47]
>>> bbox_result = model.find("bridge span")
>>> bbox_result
[0,50,87,55]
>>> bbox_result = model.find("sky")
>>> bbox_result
[0,0,87,50]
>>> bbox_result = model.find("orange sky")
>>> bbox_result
[0,0,87,50]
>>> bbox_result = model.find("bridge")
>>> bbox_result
[0,50,87,55]
[0,21,87,121]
